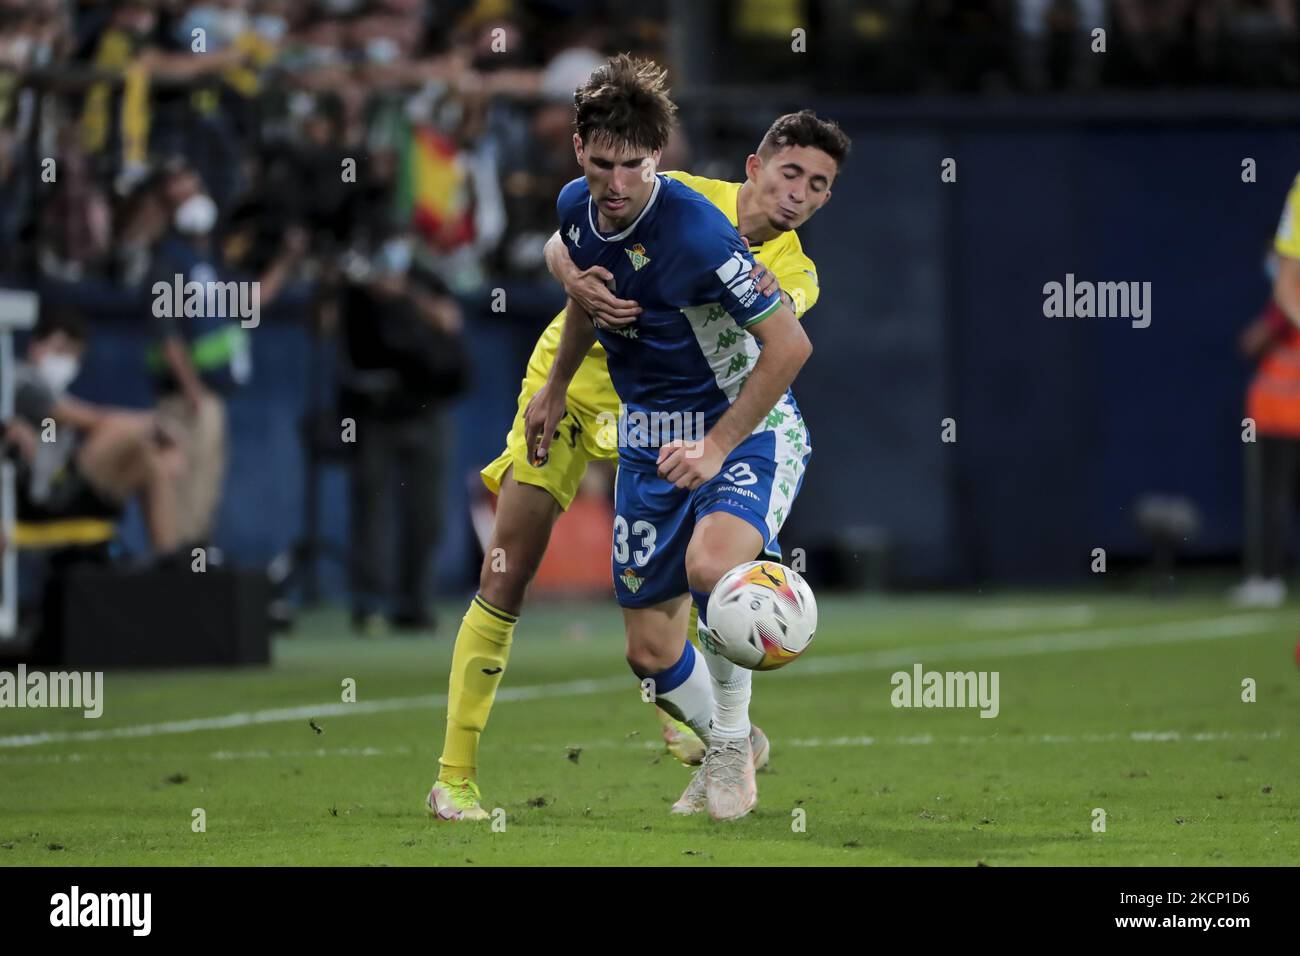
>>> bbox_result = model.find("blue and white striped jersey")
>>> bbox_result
[557,173,798,471]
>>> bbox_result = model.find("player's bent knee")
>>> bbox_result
[477,524,550,602]
[626,642,668,676]
[476,495,560,613]
[685,549,738,597]
[624,621,686,675]
[477,559,531,613]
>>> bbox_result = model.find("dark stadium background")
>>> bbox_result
[4,0,1300,603]
[3,0,1300,881]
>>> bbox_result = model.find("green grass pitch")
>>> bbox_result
[1,593,1296,866]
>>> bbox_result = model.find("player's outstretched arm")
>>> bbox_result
[524,297,598,465]
[657,304,812,490]
[543,231,642,327]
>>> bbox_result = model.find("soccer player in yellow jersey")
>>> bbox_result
[429,110,848,820]
[1233,171,1300,608]
[1276,172,1300,329]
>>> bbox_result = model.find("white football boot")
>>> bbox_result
[670,725,768,816]
[704,735,757,821]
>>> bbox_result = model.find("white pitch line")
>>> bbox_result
[785,612,1284,679]
[0,676,627,749]
[962,604,1096,631]
[0,729,1283,766]
[0,612,1285,749]
[782,729,1285,747]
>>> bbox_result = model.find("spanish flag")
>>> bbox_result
[396,122,475,249]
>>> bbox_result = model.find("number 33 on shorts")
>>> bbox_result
[613,516,657,567]
[610,439,807,608]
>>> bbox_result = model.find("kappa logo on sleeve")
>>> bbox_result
[715,251,759,309]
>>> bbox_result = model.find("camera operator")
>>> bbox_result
[3,311,179,557]
[339,230,470,635]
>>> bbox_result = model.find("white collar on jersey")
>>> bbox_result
[587,174,662,242]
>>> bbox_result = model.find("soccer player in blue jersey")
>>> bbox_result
[527,55,823,820]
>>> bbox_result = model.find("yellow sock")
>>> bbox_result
[438,595,517,781]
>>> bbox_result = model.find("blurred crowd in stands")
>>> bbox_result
[0,0,670,285]
[2,0,1298,300]
[0,0,678,631]
[0,0,1297,628]
[0,0,670,627]
[911,0,1299,90]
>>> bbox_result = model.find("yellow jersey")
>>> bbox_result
[1277,172,1300,260]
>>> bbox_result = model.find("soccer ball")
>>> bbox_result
[702,561,818,671]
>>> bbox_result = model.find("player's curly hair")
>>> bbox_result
[573,54,677,154]
[758,110,851,167]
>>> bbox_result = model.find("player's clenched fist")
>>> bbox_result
[657,436,726,490]
[742,237,780,302]
[524,382,568,466]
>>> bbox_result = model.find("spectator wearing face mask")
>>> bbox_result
[3,311,179,555]
[0,0,71,274]
[145,158,305,548]
[163,0,285,205]
[79,0,251,194]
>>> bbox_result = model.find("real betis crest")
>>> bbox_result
[625,243,651,271]
[620,567,644,593]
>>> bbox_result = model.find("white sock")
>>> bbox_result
[699,620,752,740]
[644,640,714,746]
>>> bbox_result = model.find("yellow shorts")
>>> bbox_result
[481,339,621,510]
